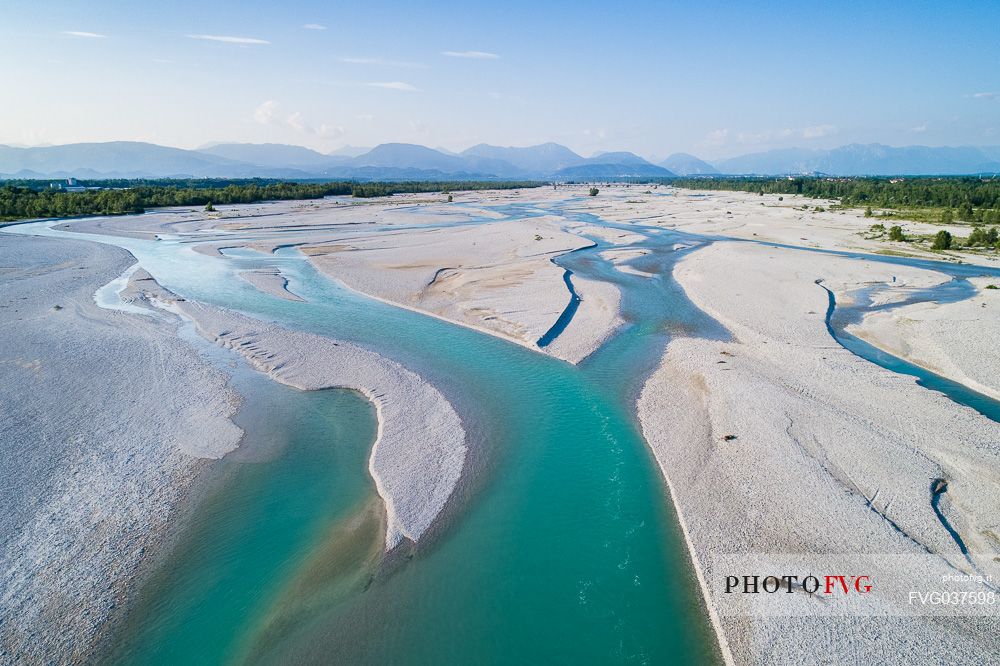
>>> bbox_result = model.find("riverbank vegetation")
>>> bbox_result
[867,220,999,253]
[670,176,1000,225]
[669,175,1000,210]
[0,179,542,223]
[672,176,1000,253]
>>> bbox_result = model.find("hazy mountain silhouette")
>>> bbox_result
[660,153,719,175]
[3,140,999,179]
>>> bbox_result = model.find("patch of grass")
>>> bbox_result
[874,248,924,259]
[855,206,999,227]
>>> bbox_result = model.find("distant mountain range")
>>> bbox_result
[659,153,720,175]
[2,141,999,181]
[197,142,344,169]
[712,144,1000,176]
[462,142,584,173]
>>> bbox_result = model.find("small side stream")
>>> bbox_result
[818,282,1000,423]
[536,268,581,347]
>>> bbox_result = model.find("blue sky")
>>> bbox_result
[2,0,998,159]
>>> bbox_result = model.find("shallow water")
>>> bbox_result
[798,241,1000,423]
[823,287,1000,423]
[110,375,381,664]
[93,262,160,316]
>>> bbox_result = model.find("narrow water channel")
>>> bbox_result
[822,285,1000,422]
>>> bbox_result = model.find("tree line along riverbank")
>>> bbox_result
[0,179,543,223]
[668,176,1000,226]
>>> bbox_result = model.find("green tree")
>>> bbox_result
[888,225,905,241]
[864,206,873,217]
[968,227,988,246]
[987,227,999,246]
[589,187,599,197]
[940,208,954,224]
[958,202,974,222]
[0,180,543,223]
[932,229,953,250]
[204,201,215,212]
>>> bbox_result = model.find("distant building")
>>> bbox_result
[50,178,86,192]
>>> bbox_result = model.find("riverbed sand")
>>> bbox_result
[848,276,1000,402]
[557,185,1000,269]
[0,234,243,663]
[238,266,305,301]
[66,195,628,364]
[638,240,1000,664]
[125,274,467,551]
[301,217,595,360]
[14,185,1000,664]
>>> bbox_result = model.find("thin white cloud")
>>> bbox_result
[356,114,376,121]
[339,56,424,68]
[286,111,308,133]
[287,112,344,138]
[973,91,998,99]
[737,130,771,143]
[303,23,327,30]
[442,50,499,59]
[253,100,279,124]
[801,124,836,139]
[318,124,345,139]
[705,128,730,146]
[910,123,928,133]
[62,31,106,38]
[187,34,270,45]
[366,81,420,92]
[723,125,838,145]
[702,124,835,148]
[253,101,343,138]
